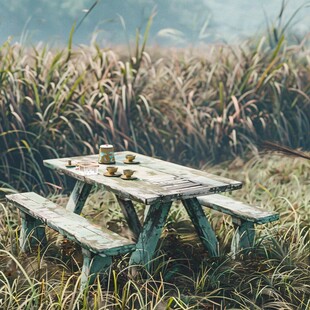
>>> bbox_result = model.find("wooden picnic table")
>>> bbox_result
[43,151,242,268]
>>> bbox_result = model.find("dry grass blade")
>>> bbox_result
[261,141,310,160]
[0,26,309,194]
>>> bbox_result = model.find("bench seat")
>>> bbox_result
[6,192,136,290]
[197,194,279,256]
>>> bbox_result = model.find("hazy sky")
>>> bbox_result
[0,0,309,46]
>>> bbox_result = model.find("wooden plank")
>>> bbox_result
[19,212,47,252]
[153,179,193,186]
[163,185,214,194]
[116,152,242,188]
[231,220,255,257]
[80,249,112,291]
[116,196,142,241]
[198,194,279,224]
[162,181,201,190]
[44,157,162,204]
[43,152,242,205]
[129,201,172,268]
[6,192,135,255]
[66,181,92,214]
[182,198,219,257]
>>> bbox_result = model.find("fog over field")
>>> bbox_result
[0,0,309,46]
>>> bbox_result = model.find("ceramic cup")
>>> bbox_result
[106,166,118,175]
[123,169,135,178]
[126,154,136,162]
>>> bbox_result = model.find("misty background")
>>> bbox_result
[0,0,309,46]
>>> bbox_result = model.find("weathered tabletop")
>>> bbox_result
[44,151,242,266]
[44,152,242,205]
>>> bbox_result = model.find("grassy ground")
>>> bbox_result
[0,153,309,309]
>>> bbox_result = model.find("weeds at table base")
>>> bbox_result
[0,154,309,309]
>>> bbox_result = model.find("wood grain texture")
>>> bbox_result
[198,194,279,224]
[6,192,135,256]
[129,201,172,268]
[80,249,112,292]
[116,196,142,240]
[66,181,92,214]
[19,212,47,251]
[43,152,242,204]
[231,220,255,256]
[182,198,219,257]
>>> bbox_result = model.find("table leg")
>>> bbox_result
[129,201,172,268]
[231,219,255,257]
[116,197,142,241]
[66,181,92,214]
[144,205,150,221]
[80,248,112,292]
[182,198,219,257]
[20,212,47,252]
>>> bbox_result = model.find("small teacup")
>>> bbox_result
[126,154,136,162]
[123,169,135,178]
[106,166,118,175]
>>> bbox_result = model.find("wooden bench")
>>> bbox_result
[197,194,279,256]
[6,192,136,291]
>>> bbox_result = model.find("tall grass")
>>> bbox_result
[0,34,309,194]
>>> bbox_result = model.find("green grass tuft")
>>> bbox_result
[0,154,309,309]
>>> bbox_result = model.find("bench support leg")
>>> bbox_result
[182,198,219,257]
[116,197,142,241]
[66,181,92,214]
[231,219,255,257]
[20,212,47,252]
[57,182,92,247]
[129,201,172,270]
[81,249,112,292]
